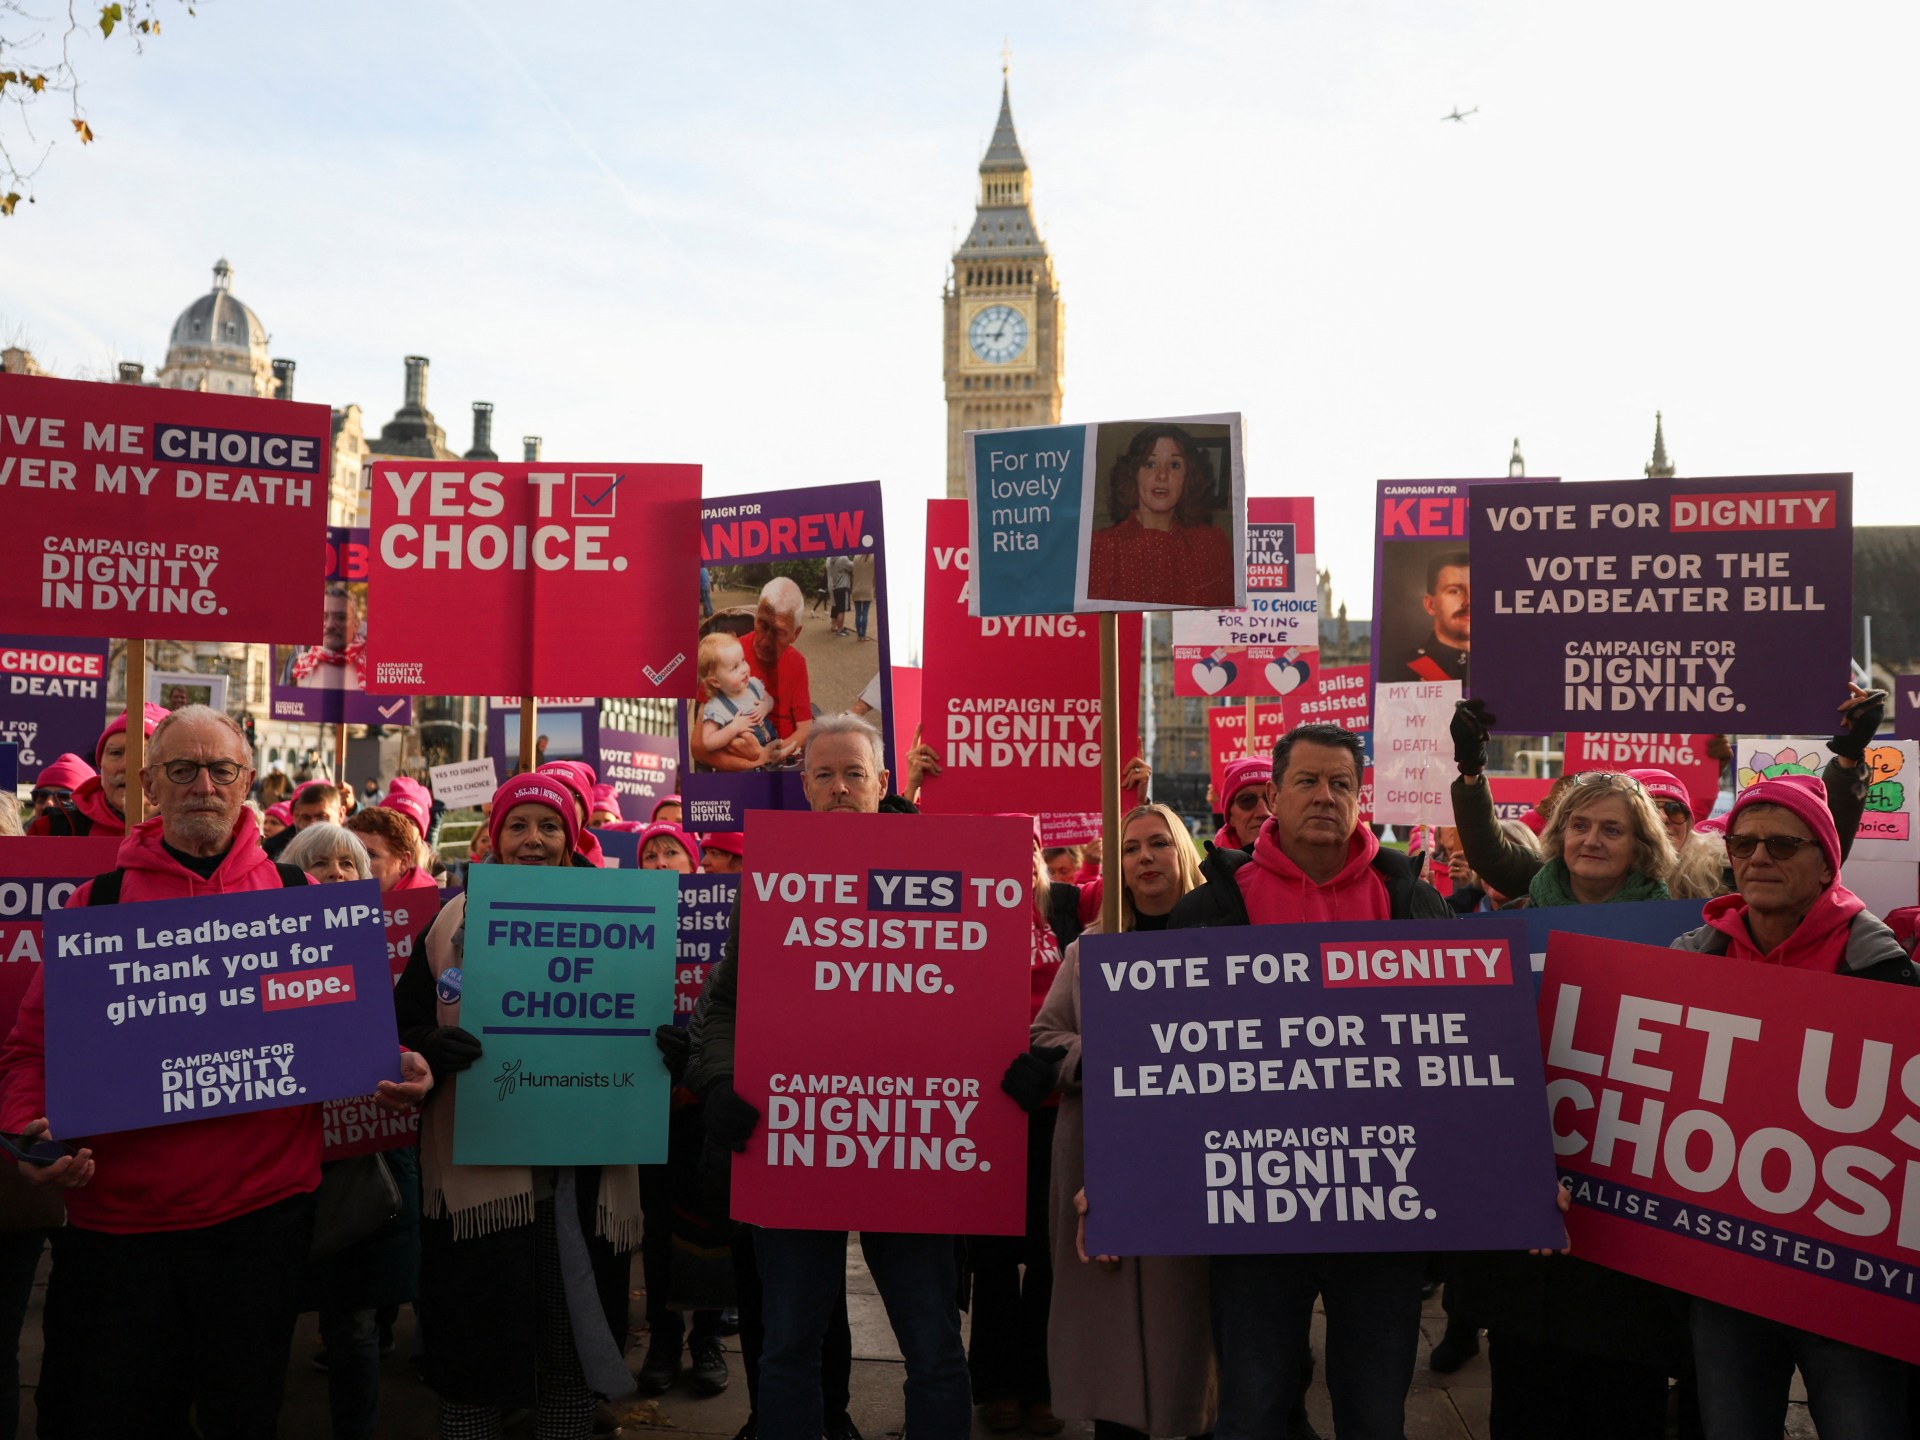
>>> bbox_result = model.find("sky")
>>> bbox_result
[4,1,1916,661]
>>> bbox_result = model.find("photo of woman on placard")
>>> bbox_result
[1086,423,1234,608]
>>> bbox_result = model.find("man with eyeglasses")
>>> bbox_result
[0,704,432,1439]
[1669,772,1915,1435]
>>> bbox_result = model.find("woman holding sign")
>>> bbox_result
[397,774,640,1440]
[1010,802,1217,1438]
[1085,425,1234,609]
[1446,722,1685,1438]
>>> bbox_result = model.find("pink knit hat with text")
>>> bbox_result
[637,822,702,868]
[536,761,596,820]
[1627,768,1692,816]
[489,773,582,857]
[1219,756,1273,812]
[380,776,432,834]
[1727,775,1842,880]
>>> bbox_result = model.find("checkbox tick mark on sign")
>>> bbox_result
[581,475,623,509]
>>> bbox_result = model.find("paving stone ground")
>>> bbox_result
[12,1246,1818,1437]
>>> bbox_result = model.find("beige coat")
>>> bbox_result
[1032,933,1216,1434]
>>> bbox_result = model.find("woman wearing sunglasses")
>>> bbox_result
[1668,775,1915,1437]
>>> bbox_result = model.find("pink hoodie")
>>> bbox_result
[1235,817,1390,925]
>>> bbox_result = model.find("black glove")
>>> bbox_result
[1828,689,1887,763]
[1000,1044,1069,1113]
[704,1079,761,1152]
[1451,698,1496,775]
[654,1024,691,1082]
[417,1025,483,1078]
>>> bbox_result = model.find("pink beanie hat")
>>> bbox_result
[1728,775,1842,880]
[489,773,583,857]
[637,822,701,869]
[94,702,170,766]
[34,753,95,792]
[1627,767,1692,816]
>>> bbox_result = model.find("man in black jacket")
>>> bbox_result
[1169,722,1448,1440]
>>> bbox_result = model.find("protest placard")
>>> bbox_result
[1372,681,1460,825]
[1371,477,1556,697]
[592,828,640,868]
[730,811,1032,1233]
[1517,898,1709,980]
[919,500,1142,819]
[0,837,122,1034]
[683,482,893,831]
[1565,731,1722,820]
[271,527,414,727]
[454,865,676,1164]
[0,745,13,793]
[597,727,678,820]
[322,1094,419,1162]
[378,885,442,985]
[890,666,921,777]
[1280,661,1371,737]
[0,374,333,641]
[148,669,227,714]
[1470,474,1852,733]
[365,460,701,696]
[0,634,109,769]
[675,873,735,1023]
[1736,736,1920,861]
[1487,776,1554,824]
[41,879,400,1135]
[430,757,498,809]
[966,414,1247,617]
[1171,497,1317,696]
[1078,915,1561,1255]
[487,700,599,774]
[1541,931,1920,1364]
[1206,702,1287,797]
[1898,676,1920,742]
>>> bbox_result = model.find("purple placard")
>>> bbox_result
[0,633,110,770]
[591,826,641,868]
[41,879,401,1135]
[682,482,893,831]
[1368,477,1558,698]
[269,529,415,727]
[485,701,602,775]
[1898,675,1920,742]
[598,725,679,820]
[1078,914,1561,1256]
[1469,475,1852,734]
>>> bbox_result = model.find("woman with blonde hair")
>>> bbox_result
[1009,803,1215,1439]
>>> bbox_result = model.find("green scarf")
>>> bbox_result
[1527,858,1669,909]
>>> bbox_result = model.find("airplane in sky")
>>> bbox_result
[1442,105,1479,122]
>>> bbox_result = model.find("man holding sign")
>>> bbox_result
[1167,722,1467,1440]
[687,716,988,1440]
[0,705,430,1439]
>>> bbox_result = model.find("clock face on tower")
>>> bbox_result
[967,304,1029,364]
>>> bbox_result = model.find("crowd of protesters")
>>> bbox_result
[2,677,1917,1440]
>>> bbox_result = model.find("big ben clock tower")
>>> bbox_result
[944,72,1064,497]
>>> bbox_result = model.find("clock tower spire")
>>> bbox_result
[944,68,1064,498]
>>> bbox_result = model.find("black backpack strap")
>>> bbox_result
[274,863,310,888]
[84,869,126,906]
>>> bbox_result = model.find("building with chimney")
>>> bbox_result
[943,72,1064,498]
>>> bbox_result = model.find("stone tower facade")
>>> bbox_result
[943,78,1064,498]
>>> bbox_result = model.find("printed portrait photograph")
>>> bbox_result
[1081,418,1239,610]
[688,554,884,775]
[1376,537,1473,687]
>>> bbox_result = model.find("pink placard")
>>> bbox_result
[730,810,1033,1233]
[1541,932,1920,1364]
[0,374,332,641]
[365,460,701,696]
[919,500,1142,818]
[1564,732,1722,821]
[0,836,123,1035]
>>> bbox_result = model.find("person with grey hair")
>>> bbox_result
[747,575,813,765]
[684,714,968,1439]
[280,823,372,885]
[0,703,432,1439]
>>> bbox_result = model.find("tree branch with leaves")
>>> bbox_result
[0,0,192,217]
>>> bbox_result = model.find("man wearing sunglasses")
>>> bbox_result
[1670,772,1915,1435]
[0,704,431,1439]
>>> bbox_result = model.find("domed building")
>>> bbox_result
[157,258,276,397]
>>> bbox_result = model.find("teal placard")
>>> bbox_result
[453,865,676,1165]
